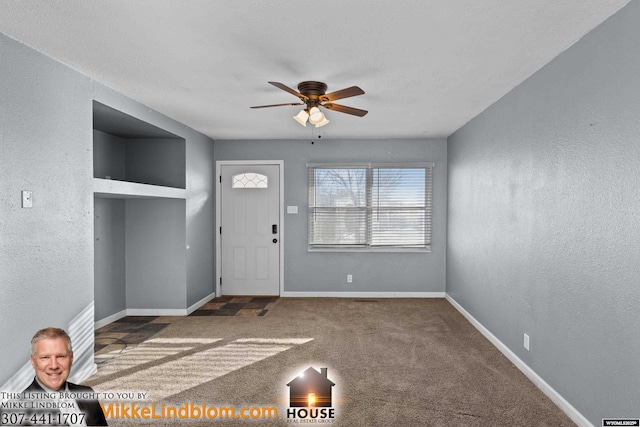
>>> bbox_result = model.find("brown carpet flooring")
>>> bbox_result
[86,298,575,426]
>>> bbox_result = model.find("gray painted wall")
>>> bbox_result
[94,198,126,320]
[94,197,191,314]
[0,33,215,386]
[185,134,215,306]
[125,199,187,309]
[447,1,640,423]
[126,137,186,189]
[214,138,447,293]
[93,130,126,180]
[0,33,94,385]
[93,131,127,321]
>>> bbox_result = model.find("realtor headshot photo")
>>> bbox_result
[1,328,108,426]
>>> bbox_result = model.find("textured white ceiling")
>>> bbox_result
[0,0,632,140]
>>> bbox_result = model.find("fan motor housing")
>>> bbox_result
[298,81,327,97]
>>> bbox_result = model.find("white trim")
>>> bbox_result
[281,291,445,298]
[93,178,186,199]
[94,309,127,329]
[216,160,285,297]
[94,292,216,328]
[187,291,216,315]
[445,294,592,427]
[125,308,189,316]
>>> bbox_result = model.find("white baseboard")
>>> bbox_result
[123,308,188,316]
[94,292,216,329]
[281,291,445,298]
[187,291,216,315]
[444,294,592,427]
[94,309,128,329]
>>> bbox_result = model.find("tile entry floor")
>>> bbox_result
[93,296,278,364]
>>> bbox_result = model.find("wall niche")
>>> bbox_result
[93,101,187,323]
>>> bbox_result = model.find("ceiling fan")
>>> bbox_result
[251,81,368,127]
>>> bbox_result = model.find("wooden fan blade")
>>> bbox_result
[320,86,365,102]
[251,102,304,109]
[323,103,368,117]
[268,81,308,101]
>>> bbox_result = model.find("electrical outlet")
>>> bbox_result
[347,274,353,283]
[523,333,530,351]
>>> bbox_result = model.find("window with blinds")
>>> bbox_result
[308,163,433,251]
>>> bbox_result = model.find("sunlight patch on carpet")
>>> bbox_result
[234,338,314,345]
[93,338,222,378]
[93,338,314,401]
[146,338,223,344]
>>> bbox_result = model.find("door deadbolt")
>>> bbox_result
[273,238,278,243]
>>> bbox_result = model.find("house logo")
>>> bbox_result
[286,367,336,422]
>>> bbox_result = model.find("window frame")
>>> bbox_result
[307,162,433,253]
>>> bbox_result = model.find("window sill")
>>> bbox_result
[308,247,431,254]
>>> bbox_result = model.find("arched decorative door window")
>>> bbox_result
[232,172,268,188]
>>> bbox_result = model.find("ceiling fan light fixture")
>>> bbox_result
[308,106,324,125]
[252,81,367,128]
[293,109,309,126]
[314,116,330,127]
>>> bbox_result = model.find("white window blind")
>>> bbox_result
[308,163,433,250]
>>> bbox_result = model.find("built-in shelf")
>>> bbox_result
[93,178,187,199]
[93,101,186,191]
[93,101,189,323]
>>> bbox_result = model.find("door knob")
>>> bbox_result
[273,238,278,243]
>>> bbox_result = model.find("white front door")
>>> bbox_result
[219,163,281,296]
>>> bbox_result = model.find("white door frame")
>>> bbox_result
[215,160,284,297]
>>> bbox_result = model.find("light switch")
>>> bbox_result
[22,191,33,208]
[287,206,298,214]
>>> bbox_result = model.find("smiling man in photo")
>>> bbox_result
[22,327,107,426]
